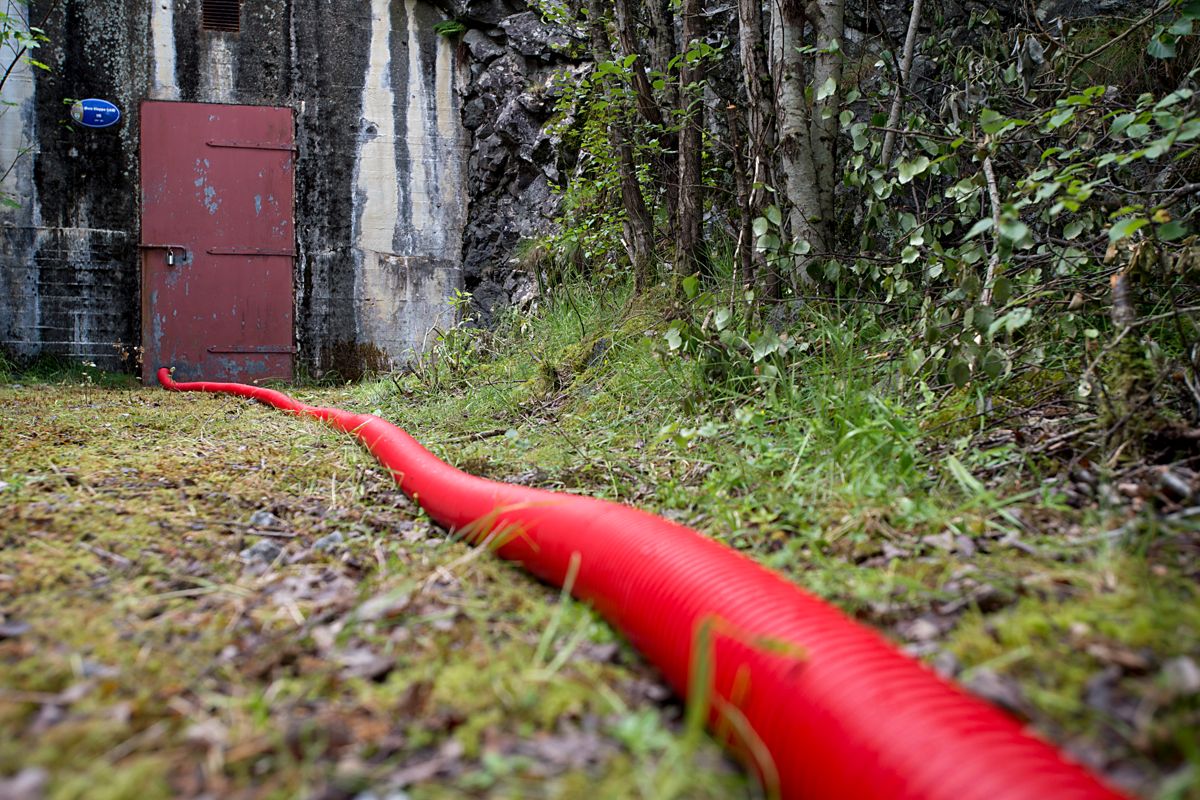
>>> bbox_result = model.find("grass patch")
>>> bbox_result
[359,279,1199,799]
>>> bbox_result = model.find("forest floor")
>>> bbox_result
[1,289,1198,800]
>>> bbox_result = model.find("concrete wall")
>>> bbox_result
[0,0,469,376]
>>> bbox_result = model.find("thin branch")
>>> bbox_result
[980,155,1003,306]
[1060,1,1172,90]
[880,0,923,168]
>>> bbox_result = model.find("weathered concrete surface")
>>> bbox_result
[1,0,470,377]
[353,0,466,365]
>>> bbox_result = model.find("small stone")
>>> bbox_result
[0,621,30,640]
[906,617,942,642]
[965,668,1029,717]
[356,590,412,622]
[930,650,961,678]
[240,540,283,565]
[337,648,396,682]
[248,509,285,529]
[0,767,49,800]
[1163,656,1200,696]
[313,531,345,552]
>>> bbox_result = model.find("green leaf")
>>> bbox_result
[752,216,770,237]
[992,276,1013,306]
[815,76,837,102]
[980,348,1005,379]
[1147,33,1177,60]
[714,308,731,331]
[751,328,782,362]
[989,306,1033,336]
[765,204,782,227]
[1110,112,1136,138]
[756,233,781,252]
[897,156,930,184]
[998,217,1031,246]
[948,357,971,388]
[664,328,682,351]
[963,218,994,240]
[1169,18,1194,36]
[1063,219,1084,240]
[901,245,920,264]
[972,305,995,332]
[1157,220,1187,241]
[1047,108,1074,130]
[681,275,700,299]
[1108,216,1149,242]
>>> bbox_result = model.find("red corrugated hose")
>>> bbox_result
[158,367,1127,799]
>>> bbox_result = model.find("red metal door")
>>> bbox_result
[140,101,295,384]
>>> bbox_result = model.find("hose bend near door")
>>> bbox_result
[158,367,1125,800]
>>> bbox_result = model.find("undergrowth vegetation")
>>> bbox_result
[373,273,1199,798]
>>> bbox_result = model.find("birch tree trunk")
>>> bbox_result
[773,0,844,287]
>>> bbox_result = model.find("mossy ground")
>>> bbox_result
[0,381,746,799]
[2,284,1198,799]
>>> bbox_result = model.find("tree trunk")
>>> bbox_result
[880,0,923,168]
[809,0,844,232]
[613,0,677,220]
[675,0,704,277]
[646,0,678,109]
[726,103,755,289]
[775,0,823,286]
[773,0,844,287]
[737,0,775,291]
[588,0,656,290]
[616,125,657,290]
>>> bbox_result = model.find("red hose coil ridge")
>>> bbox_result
[158,367,1127,800]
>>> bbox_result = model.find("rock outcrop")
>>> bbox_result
[434,1,584,322]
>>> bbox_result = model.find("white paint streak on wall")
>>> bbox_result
[0,1,41,355]
[353,0,403,356]
[150,0,180,100]
[357,0,400,255]
[348,1,470,367]
[433,35,461,251]
[0,36,35,203]
[198,35,236,103]
[403,0,436,247]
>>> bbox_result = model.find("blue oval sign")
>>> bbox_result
[70,98,121,129]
